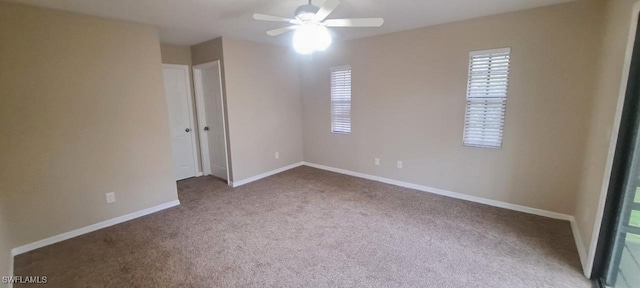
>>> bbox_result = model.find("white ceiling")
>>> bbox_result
[8,0,575,46]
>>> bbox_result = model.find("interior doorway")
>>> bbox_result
[162,64,199,181]
[193,61,230,183]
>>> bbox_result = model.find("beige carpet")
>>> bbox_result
[14,166,590,287]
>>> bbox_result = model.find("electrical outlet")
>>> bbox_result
[397,161,403,169]
[105,192,116,204]
[275,152,280,159]
[374,158,380,166]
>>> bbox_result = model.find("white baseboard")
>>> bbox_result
[570,218,589,277]
[232,162,304,187]
[302,162,573,221]
[10,200,180,257]
[7,163,587,279]
[302,162,589,272]
[302,161,591,271]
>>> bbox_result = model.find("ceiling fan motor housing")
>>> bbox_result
[295,4,319,22]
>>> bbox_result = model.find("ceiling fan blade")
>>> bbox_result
[266,26,297,36]
[253,13,294,23]
[313,0,340,22]
[323,18,385,28]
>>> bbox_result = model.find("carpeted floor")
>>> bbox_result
[14,166,590,287]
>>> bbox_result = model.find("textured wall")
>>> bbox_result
[221,38,304,181]
[300,0,602,215]
[0,2,179,268]
[574,0,639,276]
[160,43,192,65]
[191,37,224,66]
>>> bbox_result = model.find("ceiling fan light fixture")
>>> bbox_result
[294,4,319,21]
[255,0,383,55]
[293,23,332,55]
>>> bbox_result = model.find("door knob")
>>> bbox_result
[185,128,191,133]
[204,126,209,131]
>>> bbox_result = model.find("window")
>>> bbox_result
[331,65,352,134]
[463,48,511,148]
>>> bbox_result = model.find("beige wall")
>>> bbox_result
[160,44,192,65]
[575,0,638,275]
[192,38,224,66]
[0,2,179,274]
[222,38,304,181]
[300,0,603,215]
[0,207,11,285]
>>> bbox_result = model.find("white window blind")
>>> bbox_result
[331,65,352,134]
[463,48,511,148]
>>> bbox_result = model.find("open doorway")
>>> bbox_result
[193,61,231,184]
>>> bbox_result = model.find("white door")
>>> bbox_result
[194,61,229,181]
[163,65,198,181]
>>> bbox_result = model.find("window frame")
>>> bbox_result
[462,47,512,149]
[330,65,352,135]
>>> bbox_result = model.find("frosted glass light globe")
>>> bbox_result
[293,23,332,55]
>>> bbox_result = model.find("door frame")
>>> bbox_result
[589,1,640,279]
[591,10,640,285]
[162,64,201,179]
[192,60,231,184]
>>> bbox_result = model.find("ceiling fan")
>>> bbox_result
[253,0,384,54]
